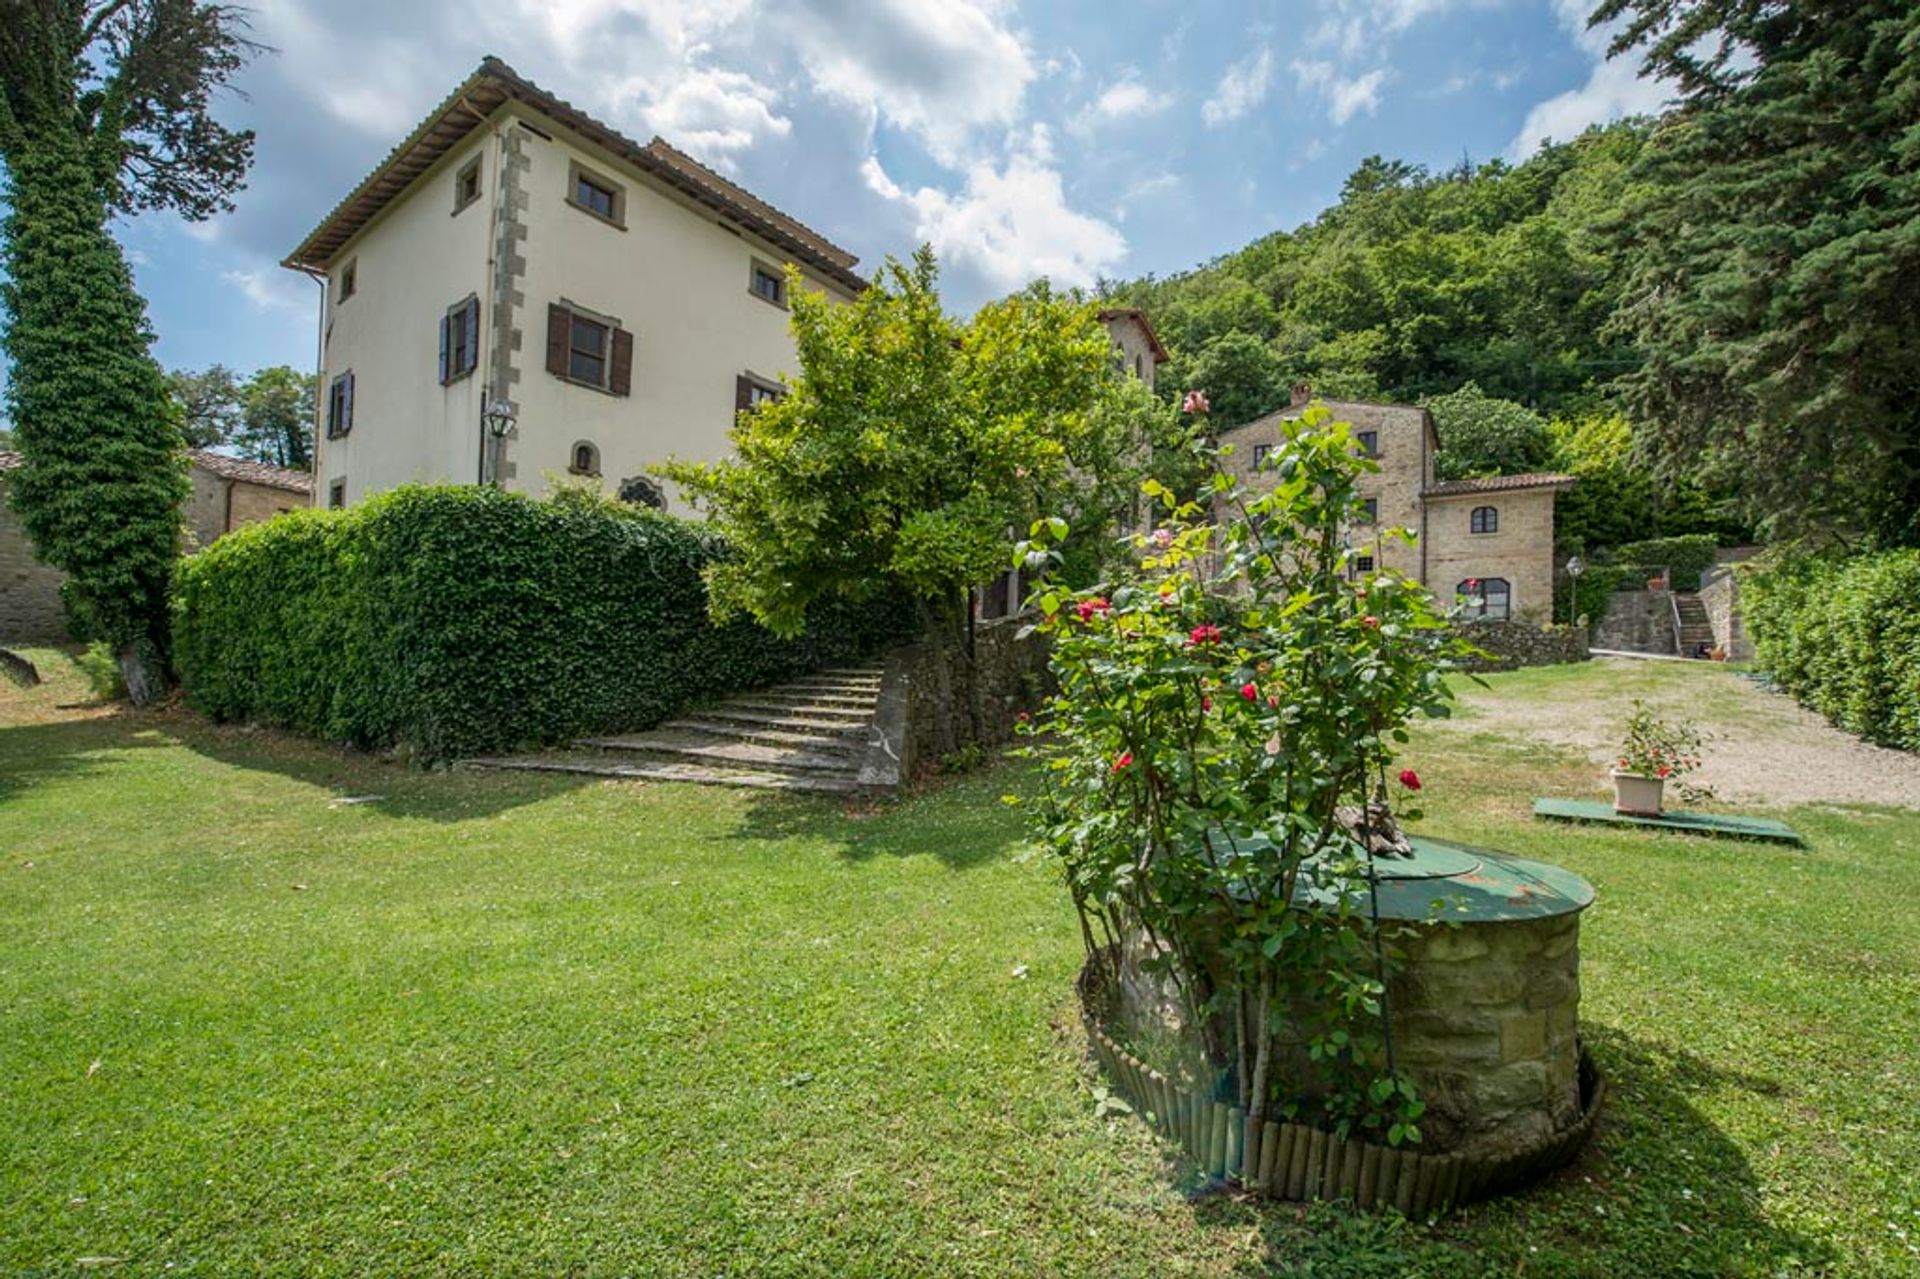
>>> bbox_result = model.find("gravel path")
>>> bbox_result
[1438,656,1920,810]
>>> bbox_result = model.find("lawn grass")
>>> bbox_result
[2,648,1916,1276]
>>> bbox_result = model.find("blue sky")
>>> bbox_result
[15,0,1670,384]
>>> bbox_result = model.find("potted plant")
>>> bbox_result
[1611,701,1703,815]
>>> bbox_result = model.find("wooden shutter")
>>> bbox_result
[546,303,570,377]
[461,297,480,375]
[438,312,450,385]
[609,327,633,397]
[343,371,354,432]
[735,374,752,416]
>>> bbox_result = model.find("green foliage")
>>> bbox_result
[0,123,186,668]
[169,364,316,468]
[74,639,127,702]
[1598,0,1920,545]
[1104,125,1650,416]
[1425,382,1552,480]
[1163,331,1288,430]
[1019,406,1469,1142]
[1,1,260,697]
[1546,415,1654,554]
[171,485,911,762]
[662,248,1171,638]
[1614,699,1704,779]
[1611,534,1719,591]
[1745,550,1920,750]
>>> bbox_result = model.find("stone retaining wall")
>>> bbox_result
[1593,589,1676,655]
[861,619,1051,788]
[1699,570,1753,662]
[1454,620,1589,672]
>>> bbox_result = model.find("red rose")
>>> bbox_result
[1111,750,1133,773]
[1201,697,1213,713]
[1399,769,1422,791]
[1074,596,1111,622]
[1240,681,1258,701]
[1362,615,1381,629]
[1656,765,1671,778]
[1188,624,1222,647]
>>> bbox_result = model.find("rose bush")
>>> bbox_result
[1016,402,1470,1147]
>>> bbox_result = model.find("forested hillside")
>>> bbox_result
[1100,124,1647,430]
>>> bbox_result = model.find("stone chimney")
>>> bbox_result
[1289,381,1313,408]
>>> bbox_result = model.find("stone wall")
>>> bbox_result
[1699,569,1753,662]
[1454,620,1589,672]
[860,618,1052,789]
[1592,588,1676,655]
[0,478,68,642]
[1388,914,1583,1160]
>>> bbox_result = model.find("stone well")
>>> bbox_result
[1103,834,1598,1176]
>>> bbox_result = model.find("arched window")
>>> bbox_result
[569,440,601,476]
[1456,577,1511,621]
[1470,505,1498,534]
[617,475,667,510]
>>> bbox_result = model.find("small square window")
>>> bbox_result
[568,314,609,386]
[737,372,786,415]
[568,162,624,227]
[1356,554,1375,573]
[749,261,787,308]
[1356,430,1379,458]
[328,478,346,509]
[1360,497,1379,523]
[1253,443,1273,470]
[337,259,357,302]
[453,157,482,214]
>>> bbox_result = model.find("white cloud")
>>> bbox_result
[1509,0,1672,155]
[1069,70,1174,136]
[604,62,791,165]
[1292,60,1387,124]
[1203,47,1275,127]
[863,131,1126,292]
[774,0,1034,164]
[224,268,311,313]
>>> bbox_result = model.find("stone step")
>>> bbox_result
[669,717,868,752]
[702,700,873,727]
[691,706,878,735]
[595,730,863,778]
[587,723,862,758]
[465,754,866,796]
[778,679,883,697]
[718,689,879,712]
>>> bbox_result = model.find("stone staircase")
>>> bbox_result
[1673,592,1715,656]
[467,665,886,796]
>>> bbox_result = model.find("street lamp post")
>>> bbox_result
[1564,554,1586,626]
[482,400,517,488]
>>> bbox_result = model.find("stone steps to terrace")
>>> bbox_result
[1673,592,1715,653]
[466,665,887,796]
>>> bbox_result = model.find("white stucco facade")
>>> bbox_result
[294,64,863,514]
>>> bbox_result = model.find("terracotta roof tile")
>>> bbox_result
[1423,472,1577,497]
[283,58,865,295]
[190,450,314,494]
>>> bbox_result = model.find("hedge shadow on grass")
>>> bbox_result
[0,714,176,807]
[718,769,1025,872]
[1173,1019,1831,1277]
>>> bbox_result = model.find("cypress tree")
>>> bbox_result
[0,2,256,700]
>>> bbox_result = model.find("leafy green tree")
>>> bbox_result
[0,2,257,700]
[1167,331,1288,430]
[661,249,1167,746]
[1547,415,1655,554]
[1426,382,1553,480]
[1597,0,1920,545]
[168,364,242,448]
[234,366,315,470]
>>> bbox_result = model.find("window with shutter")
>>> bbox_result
[547,302,628,394]
[327,371,354,438]
[735,372,784,417]
[440,297,480,384]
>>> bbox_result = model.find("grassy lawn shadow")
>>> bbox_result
[719,762,1031,871]
[0,704,594,822]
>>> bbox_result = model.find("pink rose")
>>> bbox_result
[1188,624,1222,647]
[1182,389,1211,415]
[1399,769,1422,791]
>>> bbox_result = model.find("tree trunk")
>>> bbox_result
[117,641,168,707]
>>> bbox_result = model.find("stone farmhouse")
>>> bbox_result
[282,58,869,515]
[0,450,312,641]
[1221,386,1575,621]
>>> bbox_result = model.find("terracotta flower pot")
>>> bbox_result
[1611,770,1665,816]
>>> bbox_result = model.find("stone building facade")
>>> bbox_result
[0,450,310,641]
[1220,388,1573,621]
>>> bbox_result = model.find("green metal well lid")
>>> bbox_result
[1293,836,1596,923]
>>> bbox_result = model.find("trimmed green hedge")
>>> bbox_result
[1744,550,1920,751]
[173,486,913,761]
[1612,534,1720,591]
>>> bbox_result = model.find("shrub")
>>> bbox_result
[75,640,128,702]
[172,486,912,761]
[1745,550,1920,751]
[1611,534,1720,591]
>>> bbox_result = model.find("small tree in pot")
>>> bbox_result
[1016,397,1470,1150]
[1611,700,1703,816]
